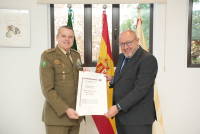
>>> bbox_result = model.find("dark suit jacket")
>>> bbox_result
[111,46,157,126]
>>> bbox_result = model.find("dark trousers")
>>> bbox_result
[115,115,152,134]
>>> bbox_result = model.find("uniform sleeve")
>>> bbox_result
[118,55,158,112]
[40,52,69,117]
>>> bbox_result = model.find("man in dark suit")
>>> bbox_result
[40,26,89,134]
[104,30,158,134]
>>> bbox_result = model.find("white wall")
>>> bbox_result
[0,0,47,133]
[155,1,200,134]
[0,0,200,134]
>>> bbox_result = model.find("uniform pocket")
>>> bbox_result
[55,67,70,84]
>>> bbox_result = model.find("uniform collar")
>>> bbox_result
[58,45,71,55]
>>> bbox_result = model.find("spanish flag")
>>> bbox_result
[135,8,165,134]
[93,11,116,134]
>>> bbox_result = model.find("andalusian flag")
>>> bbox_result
[93,11,116,134]
[135,9,165,134]
[67,9,77,50]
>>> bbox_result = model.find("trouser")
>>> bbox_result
[45,124,80,134]
[115,115,152,134]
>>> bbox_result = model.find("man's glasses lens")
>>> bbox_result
[119,38,136,47]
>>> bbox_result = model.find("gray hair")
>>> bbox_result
[57,25,74,36]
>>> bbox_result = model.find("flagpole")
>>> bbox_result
[67,4,72,9]
[137,5,141,26]
[137,5,141,25]
[137,5,141,10]
[103,4,107,10]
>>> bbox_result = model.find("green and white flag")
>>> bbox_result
[67,9,77,51]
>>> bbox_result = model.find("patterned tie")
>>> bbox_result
[124,57,130,66]
[119,57,129,75]
[66,52,72,65]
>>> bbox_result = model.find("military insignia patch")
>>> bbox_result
[62,75,66,80]
[76,58,82,66]
[42,61,46,68]
[55,60,59,64]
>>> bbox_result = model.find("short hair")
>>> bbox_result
[57,25,74,36]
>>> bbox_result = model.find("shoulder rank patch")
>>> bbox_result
[45,48,55,53]
[42,61,46,68]
[56,50,60,55]
[71,49,79,54]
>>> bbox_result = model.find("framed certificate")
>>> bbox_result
[76,71,108,116]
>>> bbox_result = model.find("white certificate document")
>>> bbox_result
[76,71,108,116]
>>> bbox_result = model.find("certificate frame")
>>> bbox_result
[0,9,31,48]
[76,71,108,116]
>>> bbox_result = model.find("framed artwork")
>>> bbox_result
[0,9,30,47]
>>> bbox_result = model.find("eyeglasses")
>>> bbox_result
[118,38,137,47]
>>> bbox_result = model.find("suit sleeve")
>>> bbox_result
[118,55,158,112]
[40,52,69,117]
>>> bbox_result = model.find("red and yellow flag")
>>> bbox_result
[92,11,116,134]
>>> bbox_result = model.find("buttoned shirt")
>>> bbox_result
[58,45,73,62]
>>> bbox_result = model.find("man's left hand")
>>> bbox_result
[104,105,118,118]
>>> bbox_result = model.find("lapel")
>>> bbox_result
[115,47,143,83]
[55,45,73,69]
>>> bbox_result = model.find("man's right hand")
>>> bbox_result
[104,74,113,83]
[66,108,79,119]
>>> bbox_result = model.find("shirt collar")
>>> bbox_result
[58,45,70,55]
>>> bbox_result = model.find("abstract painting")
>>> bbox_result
[0,9,30,47]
